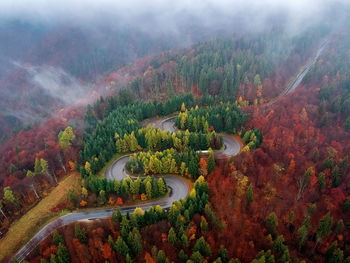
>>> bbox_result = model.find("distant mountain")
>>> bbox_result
[0,17,250,142]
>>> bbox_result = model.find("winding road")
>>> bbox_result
[14,37,328,262]
[12,38,329,262]
[13,117,241,262]
[157,116,241,158]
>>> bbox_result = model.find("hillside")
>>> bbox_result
[0,20,349,262]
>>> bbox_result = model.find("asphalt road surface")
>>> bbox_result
[14,115,242,262]
[218,135,241,157]
[286,39,328,95]
[14,155,190,262]
[157,117,241,157]
[13,38,327,261]
[161,117,177,133]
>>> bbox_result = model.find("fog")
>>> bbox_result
[0,0,349,138]
[0,0,348,34]
[12,62,88,105]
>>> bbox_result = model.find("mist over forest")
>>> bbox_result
[0,0,348,139]
[0,1,350,263]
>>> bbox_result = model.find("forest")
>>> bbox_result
[0,25,349,263]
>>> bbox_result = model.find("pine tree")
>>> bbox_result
[318,172,326,190]
[190,251,204,263]
[335,219,344,234]
[145,181,152,199]
[273,235,285,253]
[266,212,278,236]
[126,254,133,263]
[168,227,177,245]
[99,190,107,203]
[316,212,333,244]
[129,132,138,152]
[108,235,118,251]
[115,236,129,256]
[50,254,58,263]
[180,233,189,248]
[178,249,188,262]
[121,216,131,239]
[181,102,186,112]
[57,243,70,263]
[246,183,253,206]
[156,250,169,263]
[157,178,167,196]
[193,236,212,257]
[180,162,186,176]
[53,230,64,246]
[207,148,215,174]
[74,223,87,244]
[343,199,350,213]
[111,207,123,223]
[127,228,142,255]
[218,246,228,263]
[189,156,199,179]
[200,218,208,232]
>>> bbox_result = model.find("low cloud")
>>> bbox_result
[0,0,348,35]
[13,62,88,105]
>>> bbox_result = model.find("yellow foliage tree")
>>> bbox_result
[181,102,186,112]
[134,207,145,216]
[85,161,91,175]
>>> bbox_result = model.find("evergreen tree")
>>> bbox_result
[129,131,138,152]
[115,236,129,256]
[200,218,208,232]
[335,219,344,234]
[343,199,350,213]
[218,245,228,263]
[121,216,131,239]
[156,250,169,263]
[190,251,204,263]
[99,190,107,203]
[57,243,70,263]
[145,181,152,199]
[297,225,308,249]
[246,183,253,206]
[126,254,133,263]
[112,207,123,223]
[178,249,188,262]
[316,212,333,244]
[74,223,87,244]
[193,236,212,257]
[318,172,326,190]
[273,235,285,253]
[127,228,142,255]
[180,233,189,248]
[157,178,167,196]
[168,227,177,245]
[53,230,64,246]
[266,212,278,236]
[50,254,58,263]
[207,148,215,174]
